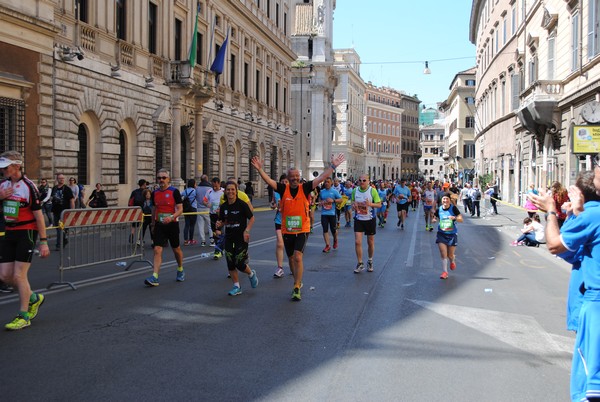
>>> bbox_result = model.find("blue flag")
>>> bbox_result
[210,32,229,76]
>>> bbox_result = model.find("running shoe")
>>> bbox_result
[440,271,448,280]
[183,240,190,246]
[333,240,338,250]
[397,220,401,227]
[322,245,331,253]
[144,275,159,287]
[5,315,30,331]
[0,282,13,293]
[401,223,404,230]
[367,260,374,272]
[249,270,258,288]
[429,226,434,232]
[425,225,429,231]
[228,285,242,296]
[510,241,518,246]
[176,269,185,282]
[354,262,365,274]
[200,241,206,246]
[28,294,45,320]
[450,261,456,271]
[189,240,198,245]
[291,287,301,301]
[345,222,351,227]
[210,238,215,245]
[213,250,222,260]
[273,267,284,278]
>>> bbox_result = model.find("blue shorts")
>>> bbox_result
[435,231,458,246]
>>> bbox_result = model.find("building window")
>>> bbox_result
[116,0,126,40]
[196,32,204,66]
[465,116,475,128]
[244,62,249,97]
[465,96,475,104]
[118,130,126,184]
[548,32,555,80]
[283,87,287,113]
[255,69,260,101]
[466,79,476,86]
[77,124,88,185]
[75,0,88,23]
[174,18,182,60]
[266,76,270,106]
[155,123,167,172]
[503,16,507,45]
[0,97,25,155]
[510,71,520,110]
[529,52,538,85]
[230,54,236,90]
[511,4,517,35]
[275,82,279,111]
[572,10,580,71]
[148,2,157,54]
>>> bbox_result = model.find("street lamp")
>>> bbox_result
[291,62,314,176]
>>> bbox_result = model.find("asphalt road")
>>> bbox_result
[0,199,574,401]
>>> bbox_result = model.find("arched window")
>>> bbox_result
[77,123,88,185]
[118,129,126,184]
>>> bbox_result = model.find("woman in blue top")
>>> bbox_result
[432,192,463,279]
[272,174,288,278]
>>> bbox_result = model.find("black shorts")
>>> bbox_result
[275,222,281,231]
[354,218,376,235]
[0,230,38,263]
[225,239,249,271]
[283,233,309,257]
[321,215,337,233]
[153,222,180,248]
[396,203,409,212]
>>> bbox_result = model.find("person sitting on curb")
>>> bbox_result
[511,214,545,246]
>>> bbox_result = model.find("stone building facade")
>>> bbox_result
[0,0,296,203]
[332,48,366,181]
[470,0,600,204]
[419,124,446,182]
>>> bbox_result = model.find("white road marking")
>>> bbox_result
[410,299,574,370]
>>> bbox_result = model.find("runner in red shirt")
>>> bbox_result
[0,151,50,330]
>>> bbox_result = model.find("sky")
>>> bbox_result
[332,0,476,109]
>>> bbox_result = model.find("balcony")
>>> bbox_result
[520,80,563,102]
[169,61,192,85]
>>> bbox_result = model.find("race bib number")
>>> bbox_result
[356,202,368,216]
[285,215,302,231]
[3,200,19,222]
[439,218,454,231]
[158,212,172,223]
[425,198,433,206]
[323,201,333,210]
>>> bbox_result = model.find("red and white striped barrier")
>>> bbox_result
[61,207,143,228]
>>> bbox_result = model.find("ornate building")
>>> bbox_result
[470,0,600,203]
[290,0,337,178]
[0,0,296,203]
[332,48,366,180]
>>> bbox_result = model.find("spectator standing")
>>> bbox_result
[128,179,147,242]
[181,179,197,246]
[141,188,153,246]
[551,181,570,227]
[459,183,471,215]
[50,173,75,250]
[527,157,600,402]
[245,181,254,202]
[68,177,80,208]
[87,183,107,208]
[195,174,213,246]
[38,178,53,226]
[203,177,224,257]
[469,184,482,217]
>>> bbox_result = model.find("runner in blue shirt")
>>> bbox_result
[432,192,463,280]
[317,177,343,252]
[392,179,411,230]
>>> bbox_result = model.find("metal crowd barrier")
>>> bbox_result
[47,207,152,290]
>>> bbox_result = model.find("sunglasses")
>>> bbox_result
[157,176,168,180]
[359,179,368,182]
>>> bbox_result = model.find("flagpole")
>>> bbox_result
[205,15,216,87]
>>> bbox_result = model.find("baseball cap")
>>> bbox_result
[0,157,22,168]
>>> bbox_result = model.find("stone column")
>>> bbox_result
[171,101,182,187]
[194,107,203,180]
